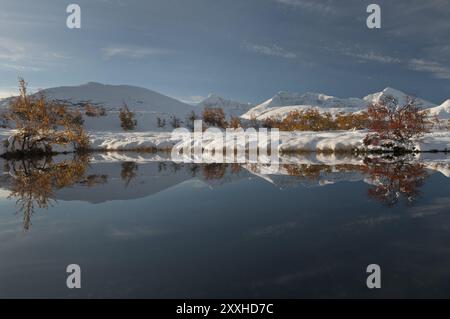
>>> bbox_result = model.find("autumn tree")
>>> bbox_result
[169,115,181,128]
[229,116,242,129]
[5,78,90,154]
[157,117,166,128]
[202,107,227,128]
[85,103,106,117]
[335,112,369,130]
[364,96,429,148]
[119,103,137,131]
[263,109,337,131]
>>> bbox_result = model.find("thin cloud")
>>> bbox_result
[408,59,450,79]
[0,37,67,72]
[274,0,335,15]
[327,44,402,64]
[0,63,41,72]
[243,42,297,59]
[351,51,402,64]
[102,46,172,59]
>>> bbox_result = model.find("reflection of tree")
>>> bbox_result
[365,157,428,206]
[284,164,332,180]
[6,155,102,231]
[203,164,227,180]
[120,162,138,188]
[190,164,200,177]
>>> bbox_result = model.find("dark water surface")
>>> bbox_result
[0,154,449,298]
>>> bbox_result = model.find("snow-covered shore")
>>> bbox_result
[1,129,450,156]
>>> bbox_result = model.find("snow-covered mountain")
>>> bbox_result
[363,87,436,109]
[39,82,193,113]
[242,87,440,121]
[0,82,200,132]
[241,91,368,120]
[1,83,447,131]
[428,99,450,119]
[197,94,253,117]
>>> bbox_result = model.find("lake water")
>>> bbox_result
[0,153,449,298]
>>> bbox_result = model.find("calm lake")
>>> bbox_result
[0,153,449,298]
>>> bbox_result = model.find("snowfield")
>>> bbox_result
[2,128,449,156]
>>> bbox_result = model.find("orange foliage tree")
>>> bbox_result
[264,109,337,131]
[119,103,137,131]
[202,107,227,128]
[364,96,429,147]
[229,116,242,129]
[5,78,89,154]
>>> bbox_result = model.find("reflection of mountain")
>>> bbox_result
[54,162,195,203]
[1,154,449,206]
[55,162,252,204]
[246,165,367,189]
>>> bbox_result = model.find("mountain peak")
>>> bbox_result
[440,99,450,108]
[363,87,436,108]
[382,87,407,96]
[198,94,253,116]
[82,81,105,87]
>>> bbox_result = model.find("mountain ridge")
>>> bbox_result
[1,83,448,127]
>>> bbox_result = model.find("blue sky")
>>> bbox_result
[0,0,449,104]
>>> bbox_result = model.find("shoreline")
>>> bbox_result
[1,129,449,158]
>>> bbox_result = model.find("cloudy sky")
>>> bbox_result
[0,0,449,104]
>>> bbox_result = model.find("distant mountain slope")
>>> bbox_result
[242,87,440,121]
[1,82,200,132]
[197,94,253,117]
[40,82,194,113]
[428,100,450,119]
[241,91,368,120]
[363,87,436,109]
[1,84,447,131]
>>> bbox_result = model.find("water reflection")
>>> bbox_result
[364,157,428,206]
[1,153,448,231]
[121,161,138,188]
[4,155,104,230]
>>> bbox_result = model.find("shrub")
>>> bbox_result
[85,104,106,117]
[202,107,227,128]
[71,109,85,126]
[335,112,369,130]
[157,117,166,128]
[5,78,90,153]
[263,109,337,131]
[229,116,242,129]
[119,103,137,131]
[364,95,429,147]
[169,115,181,128]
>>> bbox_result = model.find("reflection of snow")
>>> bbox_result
[0,188,9,200]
